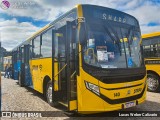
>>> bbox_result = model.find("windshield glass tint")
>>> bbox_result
[83,22,142,68]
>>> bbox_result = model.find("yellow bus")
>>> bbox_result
[142,32,160,92]
[3,56,12,70]
[12,4,146,113]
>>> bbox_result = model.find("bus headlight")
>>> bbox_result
[85,81,100,96]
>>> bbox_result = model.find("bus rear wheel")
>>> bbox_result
[46,81,58,107]
[147,73,160,92]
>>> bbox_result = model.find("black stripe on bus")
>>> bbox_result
[100,83,143,90]
[145,60,160,64]
[99,84,146,104]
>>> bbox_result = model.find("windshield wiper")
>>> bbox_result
[126,26,133,57]
[126,26,135,57]
[103,25,122,56]
[120,27,128,68]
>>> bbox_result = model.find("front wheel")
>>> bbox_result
[147,73,160,92]
[46,81,58,107]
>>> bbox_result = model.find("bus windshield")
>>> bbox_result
[83,22,142,69]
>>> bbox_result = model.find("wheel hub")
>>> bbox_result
[147,77,159,91]
[47,85,52,103]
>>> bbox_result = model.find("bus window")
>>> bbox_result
[142,36,160,58]
[33,36,41,58]
[41,29,52,58]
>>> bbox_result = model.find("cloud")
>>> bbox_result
[1,0,50,21]
[0,0,160,50]
[125,2,160,25]
[141,25,160,34]
[1,0,160,23]
[1,0,119,21]
[0,18,40,51]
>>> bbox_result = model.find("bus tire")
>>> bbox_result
[147,73,160,92]
[46,81,58,107]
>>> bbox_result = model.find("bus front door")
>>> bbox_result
[52,21,77,110]
[66,21,77,111]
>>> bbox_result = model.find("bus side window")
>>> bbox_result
[29,40,33,59]
[33,36,41,59]
[41,29,52,58]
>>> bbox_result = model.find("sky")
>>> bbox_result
[0,0,160,51]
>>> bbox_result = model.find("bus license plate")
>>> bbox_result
[124,101,135,108]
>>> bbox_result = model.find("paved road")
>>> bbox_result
[1,77,160,120]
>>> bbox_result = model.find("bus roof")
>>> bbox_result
[142,32,160,39]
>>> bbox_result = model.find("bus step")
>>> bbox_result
[58,101,68,107]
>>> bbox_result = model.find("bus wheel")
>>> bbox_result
[46,81,58,107]
[147,73,160,92]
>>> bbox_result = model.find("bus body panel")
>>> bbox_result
[29,58,59,93]
[145,58,160,75]
[77,66,146,113]
[30,58,52,93]
[13,60,21,80]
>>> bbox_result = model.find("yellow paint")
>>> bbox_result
[100,83,145,99]
[77,4,83,17]
[69,100,77,110]
[142,32,160,39]
[77,67,146,113]
[54,59,59,91]
[145,58,160,75]
[30,58,52,93]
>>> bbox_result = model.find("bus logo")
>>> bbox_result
[126,90,131,95]
[39,64,42,70]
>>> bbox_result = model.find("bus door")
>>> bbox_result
[19,46,24,86]
[52,25,68,103]
[24,45,32,86]
[19,45,31,86]
[13,51,19,80]
[66,21,77,110]
[12,51,17,79]
[52,21,77,110]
